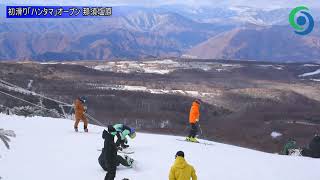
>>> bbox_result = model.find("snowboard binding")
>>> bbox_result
[124,155,134,168]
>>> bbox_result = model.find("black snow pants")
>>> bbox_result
[102,155,130,180]
[188,123,198,138]
[116,155,130,167]
[104,166,116,180]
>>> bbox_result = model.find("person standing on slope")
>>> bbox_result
[98,127,134,180]
[74,96,88,132]
[186,99,201,143]
[169,151,197,180]
[111,124,136,150]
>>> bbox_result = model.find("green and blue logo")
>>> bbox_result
[289,6,314,35]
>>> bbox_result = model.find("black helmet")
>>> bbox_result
[79,96,87,103]
[175,151,184,158]
[107,125,116,133]
[194,99,201,105]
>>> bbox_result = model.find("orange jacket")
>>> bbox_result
[74,99,85,118]
[189,101,200,124]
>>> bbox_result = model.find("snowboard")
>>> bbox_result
[176,139,214,146]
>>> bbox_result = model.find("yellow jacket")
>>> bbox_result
[169,157,197,180]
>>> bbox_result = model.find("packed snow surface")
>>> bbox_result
[1,114,320,180]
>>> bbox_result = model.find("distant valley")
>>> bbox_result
[1,59,320,152]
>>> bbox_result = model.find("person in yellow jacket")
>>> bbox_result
[169,151,197,180]
[74,96,88,132]
[186,99,201,142]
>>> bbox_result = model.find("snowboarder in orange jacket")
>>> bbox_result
[74,96,88,132]
[186,99,201,142]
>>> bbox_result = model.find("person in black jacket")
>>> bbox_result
[98,126,134,180]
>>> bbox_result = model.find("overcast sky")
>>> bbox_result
[4,0,320,9]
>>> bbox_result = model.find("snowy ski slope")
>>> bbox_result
[0,114,320,180]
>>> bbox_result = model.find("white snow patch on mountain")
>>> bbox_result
[220,63,242,67]
[148,59,178,64]
[143,68,171,74]
[86,83,214,98]
[286,120,320,126]
[1,114,320,180]
[216,68,226,72]
[271,131,282,139]
[299,69,320,77]
[257,65,284,70]
[90,60,243,75]
[92,61,175,74]
[303,64,320,67]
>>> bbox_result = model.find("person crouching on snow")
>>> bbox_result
[110,124,136,150]
[98,127,134,180]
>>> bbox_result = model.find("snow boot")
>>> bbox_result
[84,128,88,133]
[189,137,199,143]
[74,127,78,132]
[186,137,198,142]
[124,155,134,168]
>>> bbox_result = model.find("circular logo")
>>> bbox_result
[289,6,314,35]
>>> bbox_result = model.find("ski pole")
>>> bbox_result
[198,123,203,137]
[85,112,106,127]
[183,124,190,132]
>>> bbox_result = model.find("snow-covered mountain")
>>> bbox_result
[186,26,320,62]
[1,4,320,61]
[1,114,320,180]
[156,5,320,26]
